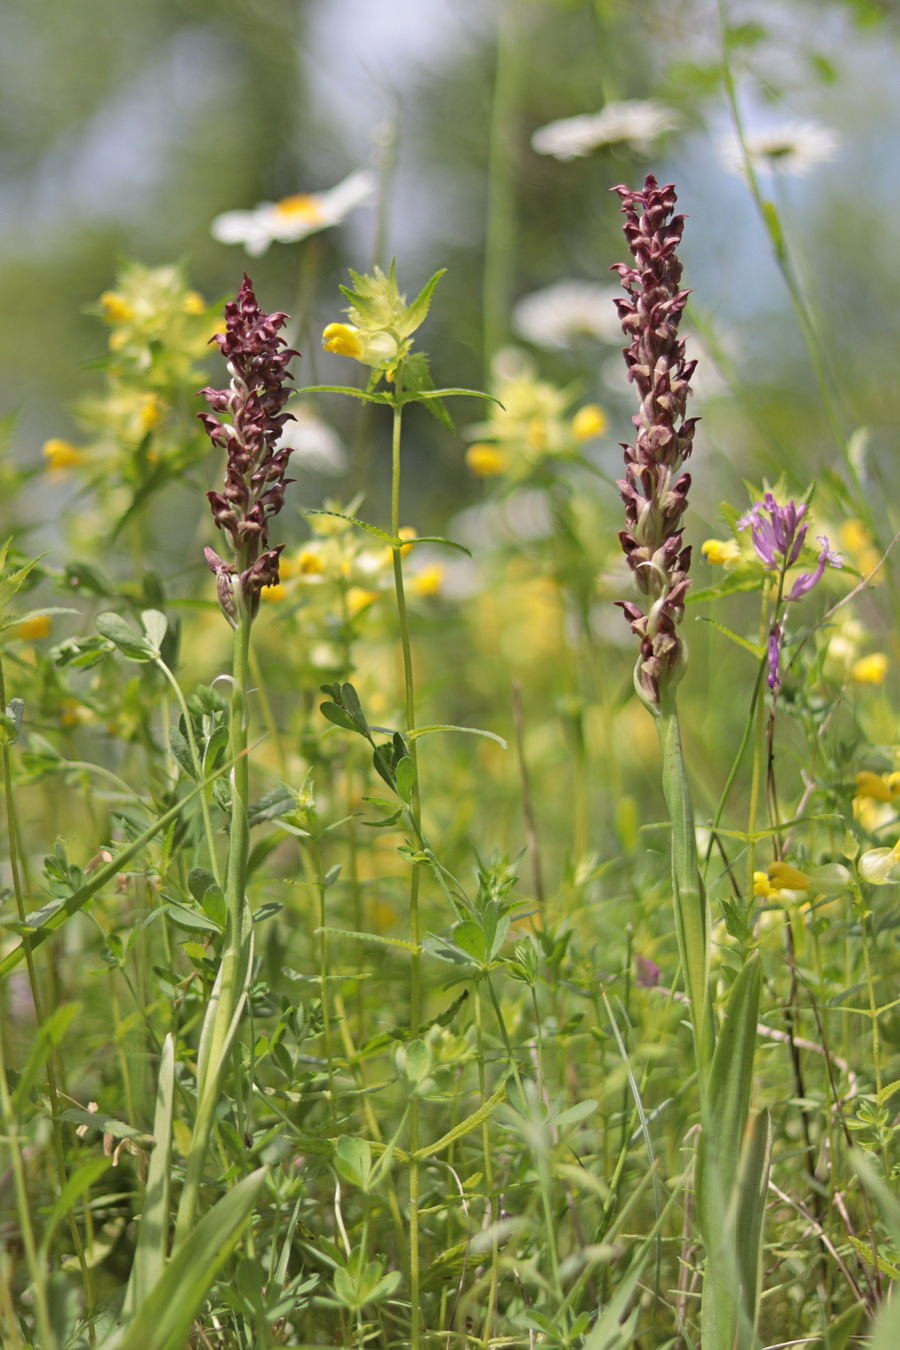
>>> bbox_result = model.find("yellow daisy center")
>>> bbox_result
[273,194,326,225]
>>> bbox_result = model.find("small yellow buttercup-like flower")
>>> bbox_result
[182,290,207,315]
[571,403,607,441]
[851,653,888,685]
[701,538,742,566]
[466,443,509,477]
[43,438,85,472]
[14,615,51,640]
[410,564,443,598]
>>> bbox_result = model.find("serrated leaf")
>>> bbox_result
[404,535,472,556]
[408,723,507,749]
[293,384,392,405]
[696,616,764,658]
[403,268,446,333]
[305,509,396,545]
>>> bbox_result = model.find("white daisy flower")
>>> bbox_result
[532,100,682,161]
[513,280,622,349]
[717,120,840,180]
[211,170,375,256]
[277,401,347,476]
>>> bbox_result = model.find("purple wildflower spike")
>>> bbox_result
[200,274,299,624]
[786,535,844,602]
[612,175,698,706]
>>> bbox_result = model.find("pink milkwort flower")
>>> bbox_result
[611,174,698,706]
[200,275,299,624]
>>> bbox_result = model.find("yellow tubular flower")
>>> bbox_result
[851,653,888,685]
[701,538,742,565]
[43,438,85,472]
[767,860,811,890]
[854,770,900,803]
[14,615,51,640]
[571,403,607,441]
[322,323,364,359]
[466,443,509,477]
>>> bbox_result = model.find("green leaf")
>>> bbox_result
[96,612,154,662]
[402,387,500,406]
[123,1036,175,1318]
[555,1099,598,1128]
[39,1156,112,1259]
[334,1136,372,1191]
[403,535,472,557]
[408,723,507,749]
[293,384,392,406]
[141,609,168,651]
[395,756,416,804]
[59,1107,152,1143]
[13,1003,80,1114]
[452,920,486,963]
[696,617,764,659]
[168,726,196,779]
[304,510,395,546]
[402,267,446,334]
[733,1108,772,1333]
[103,1168,265,1350]
[320,701,364,734]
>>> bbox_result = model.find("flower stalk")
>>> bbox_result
[176,276,296,1243]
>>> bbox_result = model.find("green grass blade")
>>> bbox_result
[123,1034,175,1318]
[101,1168,266,1350]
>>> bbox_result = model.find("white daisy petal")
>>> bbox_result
[210,170,375,254]
[532,100,682,161]
[513,280,622,349]
[717,120,841,180]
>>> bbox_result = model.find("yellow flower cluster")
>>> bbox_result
[42,262,222,490]
[464,350,607,481]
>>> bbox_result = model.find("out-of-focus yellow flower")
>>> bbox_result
[14,615,51,640]
[182,291,206,315]
[410,565,443,597]
[398,526,416,555]
[261,583,287,604]
[346,587,379,617]
[701,538,742,566]
[839,518,881,581]
[43,438,85,472]
[851,653,888,685]
[138,393,164,433]
[571,403,607,441]
[854,770,900,804]
[100,291,135,324]
[296,549,325,575]
[754,861,812,900]
[466,443,509,477]
[60,698,92,728]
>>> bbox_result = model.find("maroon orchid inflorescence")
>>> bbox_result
[200,274,298,624]
[612,175,698,708]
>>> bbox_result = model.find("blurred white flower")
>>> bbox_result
[277,401,347,476]
[211,170,375,256]
[717,121,840,180]
[532,100,682,161]
[513,280,622,349]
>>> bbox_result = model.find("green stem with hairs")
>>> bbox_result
[388,391,423,1350]
[656,698,714,1095]
[175,592,255,1247]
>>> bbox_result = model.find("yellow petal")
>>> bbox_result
[14,615,51,640]
[100,291,134,324]
[42,438,85,472]
[854,770,898,803]
[410,564,443,597]
[701,538,741,566]
[768,860,811,890]
[322,323,364,359]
